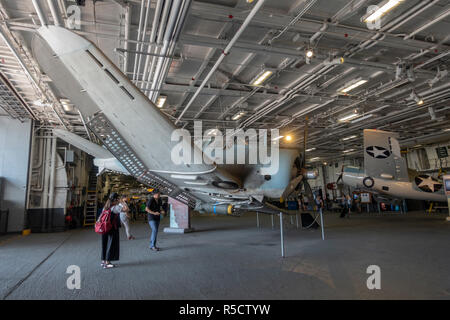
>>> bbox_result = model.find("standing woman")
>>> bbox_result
[101,192,121,269]
[119,195,135,240]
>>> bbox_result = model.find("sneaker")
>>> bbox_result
[150,247,159,251]
[103,263,115,269]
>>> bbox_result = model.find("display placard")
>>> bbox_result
[436,146,448,159]
[360,193,371,203]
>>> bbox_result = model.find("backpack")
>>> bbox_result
[95,209,113,234]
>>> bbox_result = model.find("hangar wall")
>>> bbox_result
[406,143,450,171]
[0,117,32,232]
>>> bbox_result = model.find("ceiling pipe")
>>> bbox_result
[134,0,152,84]
[131,0,146,83]
[0,26,68,129]
[175,0,267,124]
[143,0,172,93]
[404,5,450,40]
[32,0,48,26]
[139,0,163,90]
[46,0,63,26]
[151,0,192,101]
[149,0,183,101]
[123,4,132,73]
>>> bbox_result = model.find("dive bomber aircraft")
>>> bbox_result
[34,26,317,215]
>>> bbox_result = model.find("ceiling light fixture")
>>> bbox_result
[410,91,424,105]
[342,135,357,141]
[206,128,219,136]
[251,70,273,86]
[363,0,404,23]
[232,111,246,121]
[285,135,292,142]
[310,157,320,161]
[343,149,355,153]
[340,79,368,93]
[272,135,284,141]
[306,147,316,152]
[305,49,314,58]
[156,95,167,108]
[339,111,360,122]
[350,114,373,123]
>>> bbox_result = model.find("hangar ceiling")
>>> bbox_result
[0,0,449,164]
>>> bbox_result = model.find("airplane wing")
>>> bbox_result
[53,128,129,175]
[33,26,243,208]
[53,128,112,159]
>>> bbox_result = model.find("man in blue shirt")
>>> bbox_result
[146,189,165,251]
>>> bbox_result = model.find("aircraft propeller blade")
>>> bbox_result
[303,179,316,209]
[281,174,304,201]
[336,165,344,184]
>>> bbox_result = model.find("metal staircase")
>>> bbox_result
[83,167,98,226]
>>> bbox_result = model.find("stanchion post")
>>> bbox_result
[280,212,285,258]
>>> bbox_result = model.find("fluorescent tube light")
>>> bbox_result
[339,113,360,122]
[232,111,246,121]
[351,114,373,123]
[343,149,355,153]
[306,147,316,152]
[342,135,357,141]
[251,70,273,86]
[340,79,368,93]
[156,95,167,108]
[272,135,284,141]
[364,0,404,23]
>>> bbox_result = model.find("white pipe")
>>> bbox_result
[32,0,48,26]
[404,5,450,40]
[140,0,163,90]
[144,0,172,93]
[152,0,191,100]
[25,121,35,210]
[123,4,132,73]
[175,0,266,124]
[46,0,63,26]
[42,136,51,208]
[48,137,57,208]
[149,0,183,100]
[132,0,146,82]
[135,0,152,84]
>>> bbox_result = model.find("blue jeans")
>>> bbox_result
[148,220,160,248]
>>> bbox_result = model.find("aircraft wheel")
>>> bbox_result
[363,177,375,188]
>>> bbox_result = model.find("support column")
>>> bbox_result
[163,197,194,233]
[271,214,274,229]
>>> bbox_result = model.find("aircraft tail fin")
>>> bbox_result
[363,129,409,182]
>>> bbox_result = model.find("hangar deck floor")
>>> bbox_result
[1,211,449,300]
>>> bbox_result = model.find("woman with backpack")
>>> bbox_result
[100,192,121,269]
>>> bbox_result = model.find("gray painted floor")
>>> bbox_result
[1,211,449,300]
